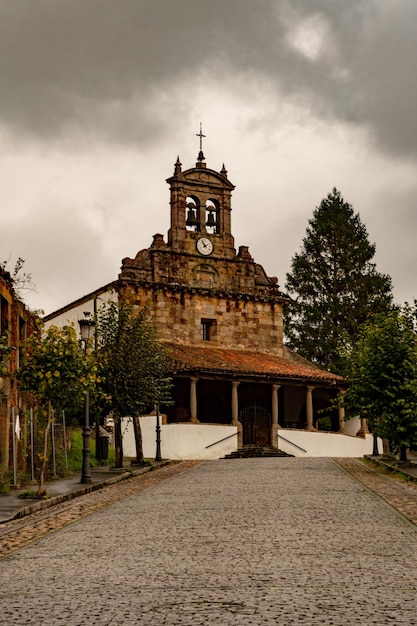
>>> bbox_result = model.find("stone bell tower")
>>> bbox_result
[167,127,236,260]
[119,127,284,353]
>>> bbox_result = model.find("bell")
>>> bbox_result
[186,206,199,228]
[206,211,216,228]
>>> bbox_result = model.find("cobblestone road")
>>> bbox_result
[0,461,200,558]
[1,458,417,625]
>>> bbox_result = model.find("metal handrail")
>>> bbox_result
[277,433,307,453]
[205,432,238,449]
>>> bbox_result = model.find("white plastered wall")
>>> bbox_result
[277,428,380,457]
[44,289,117,336]
[120,416,238,460]
[115,416,379,460]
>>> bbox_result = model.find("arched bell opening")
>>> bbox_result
[185,196,201,232]
[205,199,219,235]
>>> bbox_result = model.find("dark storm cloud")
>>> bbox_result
[0,0,281,143]
[0,0,416,157]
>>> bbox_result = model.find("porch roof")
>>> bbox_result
[165,342,344,384]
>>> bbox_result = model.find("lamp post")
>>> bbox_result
[155,403,162,462]
[78,312,95,484]
[372,432,379,456]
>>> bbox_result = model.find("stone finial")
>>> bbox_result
[220,163,228,178]
[174,156,182,176]
[151,233,166,248]
[238,246,253,261]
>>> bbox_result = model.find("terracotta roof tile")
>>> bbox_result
[164,342,343,383]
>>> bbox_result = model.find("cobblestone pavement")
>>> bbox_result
[334,457,417,526]
[1,457,417,625]
[0,461,201,558]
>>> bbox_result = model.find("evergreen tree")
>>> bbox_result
[345,305,417,461]
[285,188,393,373]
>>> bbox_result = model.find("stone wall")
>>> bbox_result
[121,282,285,355]
[0,268,37,471]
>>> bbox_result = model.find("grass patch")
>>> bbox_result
[0,482,10,495]
[66,430,115,473]
[17,489,48,499]
[363,456,417,485]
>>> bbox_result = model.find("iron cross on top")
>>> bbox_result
[196,123,206,161]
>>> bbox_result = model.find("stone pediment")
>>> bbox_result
[167,166,234,191]
[121,248,151,270]
[120,248,152,281]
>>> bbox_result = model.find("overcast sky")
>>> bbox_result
[1,0,416,315]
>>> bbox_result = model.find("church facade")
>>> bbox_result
[117,150,346,448]
[45,145,349,454]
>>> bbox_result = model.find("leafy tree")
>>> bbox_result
[96,300,172,468]
[345,305,417,461]
[17,323,97,494]
[285,188,393,373]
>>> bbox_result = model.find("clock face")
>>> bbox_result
[196,237,213,256]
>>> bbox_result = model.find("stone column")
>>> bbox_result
[271,384,281,447]
[190,377,199,423]
[338,389,346,434]
[357,417,368,438]
[306,385,315,431]
[231,380,242,447]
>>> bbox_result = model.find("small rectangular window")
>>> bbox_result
[19,316,26,341]
[201,319,216,341]
[1,295,9,335]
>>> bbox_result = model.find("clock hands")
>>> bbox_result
[196,237,213,255]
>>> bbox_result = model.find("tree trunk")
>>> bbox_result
[399,445,408,462]
[132,415,144,465]
[114,412,124,468]
[382,438,391,456]
[38,401,52,496]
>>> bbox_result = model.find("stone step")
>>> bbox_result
[222,445,294,459]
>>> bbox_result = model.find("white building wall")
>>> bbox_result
[277,428,381,457]
[344,415,361,436]
[116,417,379,460]
[44,289,116,336]
[120,416,238,460]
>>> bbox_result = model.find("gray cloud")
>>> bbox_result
[0,0,416,315]
[3,198,116,314]
[0,1,415,158]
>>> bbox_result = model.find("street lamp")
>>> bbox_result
[155,403,162,462]
[372,432,379,456]
[78,311,95,484]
